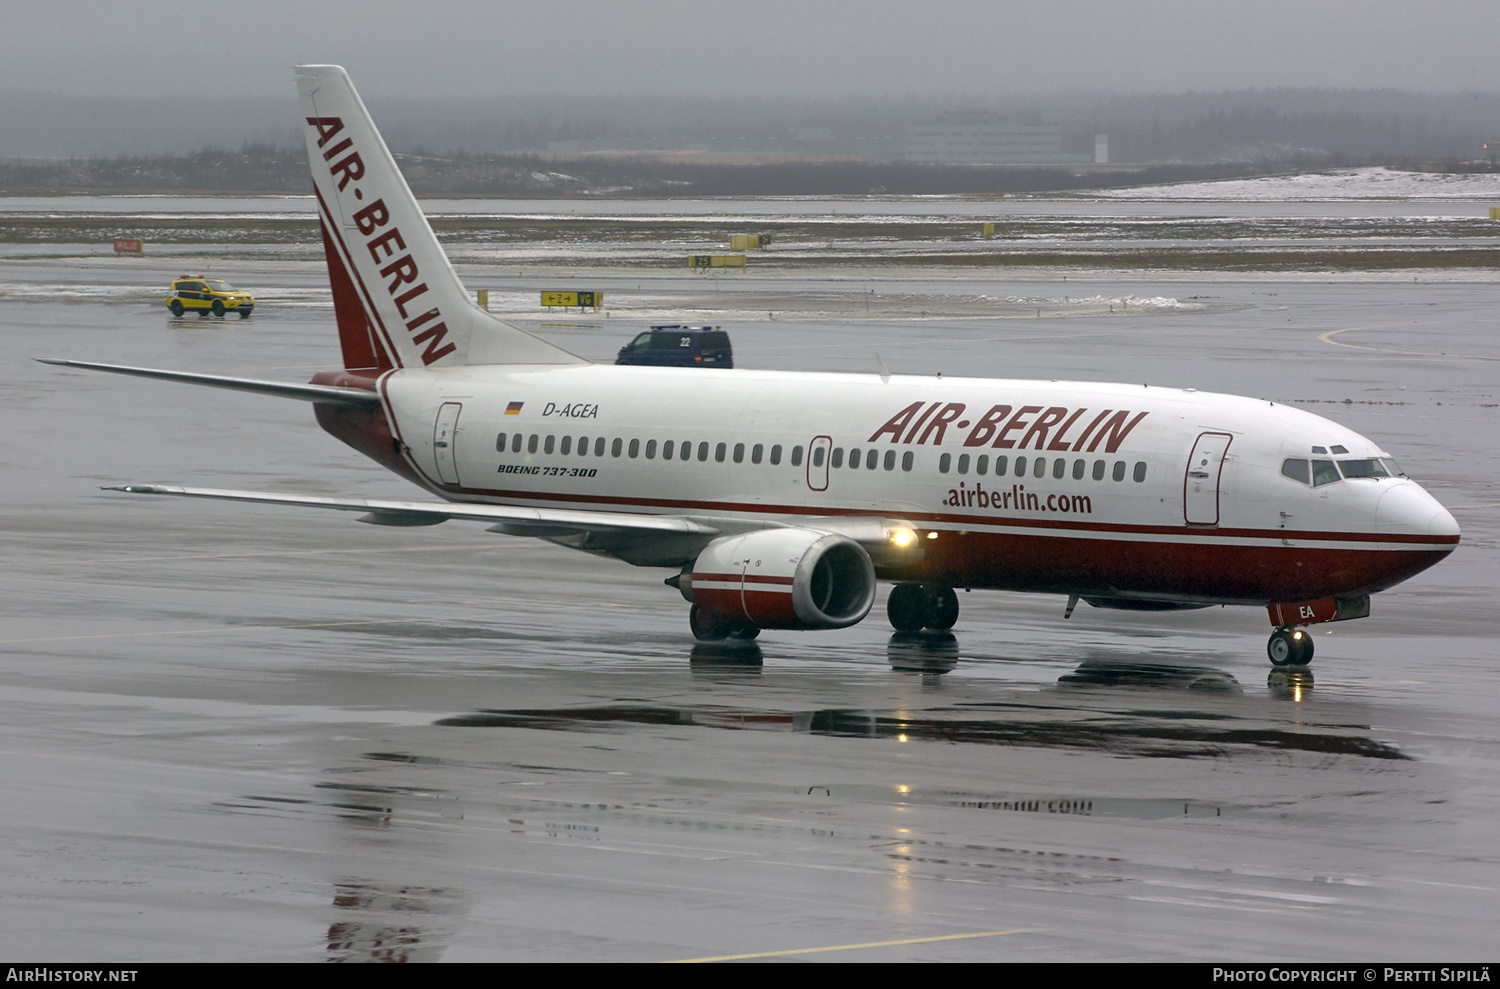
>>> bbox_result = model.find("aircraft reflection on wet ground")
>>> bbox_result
[434,697,1407,762]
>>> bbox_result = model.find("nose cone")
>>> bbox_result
[1377,481,1460,541]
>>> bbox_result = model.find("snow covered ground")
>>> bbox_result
[1094,166,1500,201]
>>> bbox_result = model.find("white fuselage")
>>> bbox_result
[365,362,1459,607]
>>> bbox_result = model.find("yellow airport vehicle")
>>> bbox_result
[729,234,770,249]
[166,276,255,318]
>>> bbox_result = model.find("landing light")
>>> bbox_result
[890,529,917,549]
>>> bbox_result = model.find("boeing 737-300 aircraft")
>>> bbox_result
[42,65,1460,669]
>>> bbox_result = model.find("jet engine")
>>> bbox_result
[678,528,876,632]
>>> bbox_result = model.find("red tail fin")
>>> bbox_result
[319,218,393,372]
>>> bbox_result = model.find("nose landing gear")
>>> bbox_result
[1267,626,1313,667]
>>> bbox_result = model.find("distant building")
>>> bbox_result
[904,114,1090,165]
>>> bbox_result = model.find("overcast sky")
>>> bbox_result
[6,1,1500,100]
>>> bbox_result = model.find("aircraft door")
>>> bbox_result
[806,435,831,492]
[1184,431,1232,525]
[433,402,462,486]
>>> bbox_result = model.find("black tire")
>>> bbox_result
[1296,634,1314,666]
[1268,628,1298,667]
[887,583,928,632]
[727,625,761,641]
[238,307,252,319]
[925,585,960,630]
[169,299,184,317]
[211,300,225,317]
[689,604,729,642]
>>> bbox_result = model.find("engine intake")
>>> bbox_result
[686,528,876,630]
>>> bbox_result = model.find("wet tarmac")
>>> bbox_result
[2,223,1499,961]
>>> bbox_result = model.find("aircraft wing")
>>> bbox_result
[37,359,381,406]
[105,484,720,537]
[103,485,922,567]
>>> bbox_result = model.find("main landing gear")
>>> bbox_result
[886,583,959,633]
[688,604,761,642]
[1267,626,1314,668]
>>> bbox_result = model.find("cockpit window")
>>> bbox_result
[1280,458,1311,484]
[1330,445,1348,454]
[1381,457,1406,477]
[1338,458,1390,479]
[1311,460,1340,486]
[1311,446,1328,454]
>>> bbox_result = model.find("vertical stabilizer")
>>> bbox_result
[295,65,583,371]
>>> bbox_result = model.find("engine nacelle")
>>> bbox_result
[687,528,876,630]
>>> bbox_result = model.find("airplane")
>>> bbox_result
[41,65,1460,669]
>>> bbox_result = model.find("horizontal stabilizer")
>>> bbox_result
[105,484,720,537]
[38,359,382,406]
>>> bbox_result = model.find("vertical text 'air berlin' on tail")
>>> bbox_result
[294,65,583,373]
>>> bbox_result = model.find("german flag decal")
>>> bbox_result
[505,401,524,415]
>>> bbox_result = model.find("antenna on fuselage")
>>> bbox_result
[874,351,891,383]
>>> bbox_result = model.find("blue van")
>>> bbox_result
[615,325,733,368]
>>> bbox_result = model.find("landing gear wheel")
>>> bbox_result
[169,300,184,317]
[887,583,928,632]
[1268,628,1313,667]
[211,300,225,317]
[689,604,729,642]
[926,585,959,630]
[727,625,761,641]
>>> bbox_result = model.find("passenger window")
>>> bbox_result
[697,442,709,462]
[976,454,989,476]
[1072,458,1085,480]
[733,443,744,464]
[884,450,896,471]
[1312,460,1339,486]
[791,446,804,467]
[608,438,620,457]
[662,440,674,460]
[646,439,657,459]
[511,433,522,453]
[1034,457,1046,479]
[771,445,783,465]
[1052,458,1065,479]
[629,438,640,458]
[528,434,538,454]
[681,441,692,461]
[1092,459,1105,481]
[848,447,860,469]
[902,451,914,471]
[544,435,555,455]
[715,442,726,463]
[1112,460,1125,481]
[812,446,825,468]
[957,454,970,475]
[939,453,952,473]
[866,449,878,470]
[1015,456,1027,476]
[1281,458,1310,484]
[578,435,589,455]
[751,443,763,464]
[560,436,572,455]
[594,437,605,457]
[1133,461,1147,483]
[496,433,507,452]
[994,455,1008,476]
